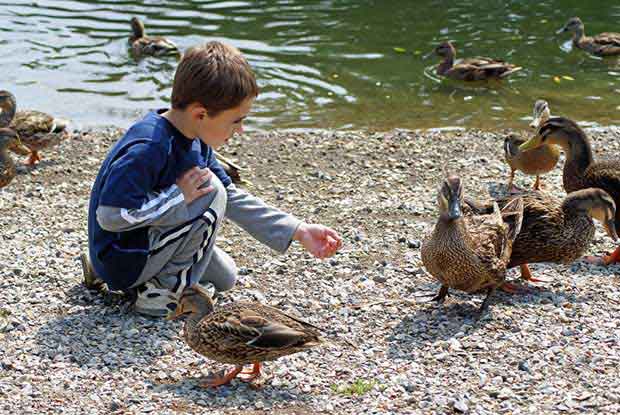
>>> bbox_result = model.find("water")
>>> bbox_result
[1,0,620,131]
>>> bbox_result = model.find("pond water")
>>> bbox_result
[1,0,620,131]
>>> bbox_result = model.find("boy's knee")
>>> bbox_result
[187,175,228,217]
[204,247,237,292]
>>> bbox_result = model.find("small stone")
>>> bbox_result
[452,399,469,413]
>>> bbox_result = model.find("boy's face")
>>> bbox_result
[195,97,254,149]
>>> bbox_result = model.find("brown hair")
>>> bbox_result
[171,41,259,116]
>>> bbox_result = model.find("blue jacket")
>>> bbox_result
[87,110,231,290]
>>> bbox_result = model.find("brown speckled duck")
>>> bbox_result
[520,117,620,265]
[129,17,180,58]
[557,17,620,57]
[421,174,524,314]
[167,285,323,388]
[0,90,68,165]
[431,41,522,81]
[504,100,560,192]
[0,128,28,189]
[466,189,618,282]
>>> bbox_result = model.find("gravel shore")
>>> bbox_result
[1,126,620,414]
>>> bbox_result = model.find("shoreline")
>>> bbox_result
[1,126,620,414]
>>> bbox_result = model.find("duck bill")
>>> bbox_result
[448,197,462,220]
[519,136,541,151]
[422,50,434,60]
[166,311,181,321]
[529,116,542,129]
[556,26,568,34]
[605,220,618,241]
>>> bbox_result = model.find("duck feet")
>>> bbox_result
[27,151,41,166]
[532,176,542,190]
[238,362,262,383]
[199,366,243,388]
[520,264,550,283]
[584,247,620,266]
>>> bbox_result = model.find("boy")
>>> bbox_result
[85,41,342,316]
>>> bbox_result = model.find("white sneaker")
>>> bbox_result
[134,278,178,317]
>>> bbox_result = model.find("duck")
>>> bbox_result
[557,17,620,57]
[519,117,620,265]
[0,128,28,189]
[430,41,522,81]
[129,17,180,58]
[0,90,68,165]
[465,188,617,282]
[420,173,524,314]
[167,285,323,388]
[504,100,560,192]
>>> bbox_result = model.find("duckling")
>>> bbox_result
[430,41,522,81]
[167,285,323,388]
[0,90,68,165]
[520,117,620,265]
[504,100,560,192]
[421,174,524,314]
[129,17,180,58]
[466,188,618,282]
[557,17,620,57]
[0,128,27,189]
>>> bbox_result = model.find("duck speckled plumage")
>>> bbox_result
[0,128,27,189]
[431,41,522,81]
[0,90,68,165]
[129,17,181,58]
[421,174,524,313]
[466,189,618,281]
[504,100,560,192]
[557,17,620,57]
[167,285,323,387]
[520,117,620,265]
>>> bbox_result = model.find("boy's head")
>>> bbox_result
[171,41,259,148]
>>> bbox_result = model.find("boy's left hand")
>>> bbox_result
[293,222,342,259]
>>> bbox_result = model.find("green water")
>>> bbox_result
[1,0,619,131]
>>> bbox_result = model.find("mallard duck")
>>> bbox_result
[557,17,620,57]
[0,90,68,165]
[466,188,618,282]
[167,285,323,388]
[420,174,524,314]
[430,41,522,81]
[0,128,28,189]
[129,17,180,58]
[520,117,620,265]
[504,100,560,192]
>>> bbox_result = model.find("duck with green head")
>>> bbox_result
[557,17,620,57]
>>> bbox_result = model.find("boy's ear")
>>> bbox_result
[188,102,208,120]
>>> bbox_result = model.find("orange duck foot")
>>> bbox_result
[584,247,620,266]
[238,362,262,383]
[520,264,551,283]
[199,366,243,388]
[27,151,41,166]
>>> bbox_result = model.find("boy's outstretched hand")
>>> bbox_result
[293,223,342,259]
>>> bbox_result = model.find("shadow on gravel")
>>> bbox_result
[149,375,315,411]
[387,278,592,360]
[34,285,177,370]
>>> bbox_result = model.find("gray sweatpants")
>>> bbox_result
[130,175,236,294]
